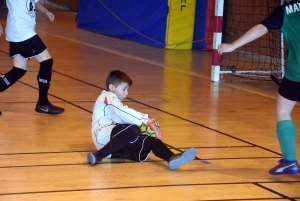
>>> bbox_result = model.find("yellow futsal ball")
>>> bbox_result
[140,124,156,138]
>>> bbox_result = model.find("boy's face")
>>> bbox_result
[109,82,129,101]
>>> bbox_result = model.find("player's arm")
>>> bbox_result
[0,24,3,37]
[108,95,162,139]
[108,94,149,125]
[218,24,268,55]
[146,118,162,139]
[218,6,283,55]
[35,2,55,22]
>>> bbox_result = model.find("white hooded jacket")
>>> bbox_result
[91,90,149,151]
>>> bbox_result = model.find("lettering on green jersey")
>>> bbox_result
[285,3,300,14]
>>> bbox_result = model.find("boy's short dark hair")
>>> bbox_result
[106,70,133,89]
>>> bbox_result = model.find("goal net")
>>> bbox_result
[219,0,286,81]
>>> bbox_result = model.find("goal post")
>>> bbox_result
[211,0,286,82]
[211,0,224,82]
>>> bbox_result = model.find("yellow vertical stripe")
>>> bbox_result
[165,0,196,49]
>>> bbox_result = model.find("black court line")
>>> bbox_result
[2,146,279,168]
[0,145,255,156]
[0,150,95,155]
[0,100,131,103]
[0,156,284,169]
[0,49,282,157]
[0,100,97,103]
[180,145,255,149]
[164,144,279,161]
[0,100,122,104]
[254,183,296,201]
[0,181,299,197]
[0,162,129,169]
[0,101,64,104]
[0,146,268,169]
[0,147,282,169]
[203,156,281,160]
[0,158,179,169]
[260,181,300,184]
[200,198,297,201]
[0,50,10,55]
[0,70,39,73]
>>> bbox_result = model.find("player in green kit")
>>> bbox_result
[218,0,300,175]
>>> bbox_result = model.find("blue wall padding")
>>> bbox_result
[193,0,208,50]
[77,0,168,48]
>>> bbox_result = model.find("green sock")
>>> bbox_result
[277,120,297,161]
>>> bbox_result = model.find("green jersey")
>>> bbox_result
[261,0,300,82]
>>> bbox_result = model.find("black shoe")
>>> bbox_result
[35,103,65,115]
[269,159,300,175]
[87,152,102,165]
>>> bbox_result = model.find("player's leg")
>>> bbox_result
[0,53,27,115]
[87,124,140,165]
[0,48,28,93]
[0,55,27,115]
[31,35,64,115]
[0,41,29,115]
[146,138,196,170]
[269,78,300,175]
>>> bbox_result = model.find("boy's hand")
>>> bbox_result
[147,118,162,139]
[218,43,235,55]
[46,11,55,22]
[0,24,4,37]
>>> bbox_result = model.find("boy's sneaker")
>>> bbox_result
[269,159,300,175]
[35,103,65,115]
[168,148,196,170]
[87,152,102,165]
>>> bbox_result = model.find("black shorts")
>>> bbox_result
[9,34,47,60]
[278,77,300,101]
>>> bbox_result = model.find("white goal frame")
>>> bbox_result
[211,0,285,82]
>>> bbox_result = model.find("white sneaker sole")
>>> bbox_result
[168,148,197,170]
[87,152,97,165]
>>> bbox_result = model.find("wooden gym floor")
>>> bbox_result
[0,10,299,201]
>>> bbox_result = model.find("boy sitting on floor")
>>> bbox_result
[87,70,196,170]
